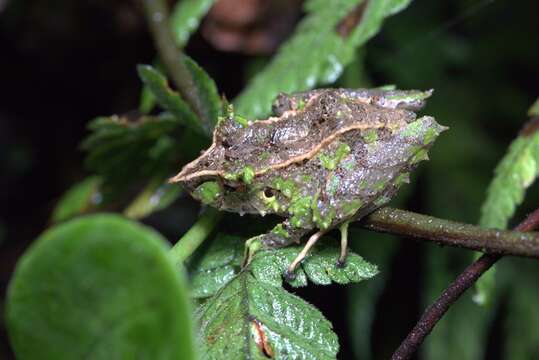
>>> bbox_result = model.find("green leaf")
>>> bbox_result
[251,243,378,288]
[124,177,183,220]
[479,130,539,229]
[184,56,221,129]
[170,0,216,47]
[476,118,539,305]
[188,234,377,298]
[234,0,413,118]
[51,176,102,223]
[528,97,539,117]
[137,64,205,135]
[82,113,181,195]
[188,233,244,299]
[197,271,339,359]
[6,214,196,360]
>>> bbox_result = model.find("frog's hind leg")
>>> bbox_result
[337,221,350,267]
[285,230,325,280]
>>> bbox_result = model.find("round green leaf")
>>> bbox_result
[6,214,196,360]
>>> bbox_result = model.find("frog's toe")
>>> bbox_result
[335,258,347,268]
[284,269,297,281]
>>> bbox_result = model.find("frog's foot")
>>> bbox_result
[286,230,325,279]
[336,221,350,268]
[243,235,264,267]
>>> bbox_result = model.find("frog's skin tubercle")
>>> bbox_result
[171,88,447,277]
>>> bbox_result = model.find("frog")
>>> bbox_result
[170,88,447,278]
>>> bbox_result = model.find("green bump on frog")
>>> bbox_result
[170,88,447,277]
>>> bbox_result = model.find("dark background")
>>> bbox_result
[1,0,539,359]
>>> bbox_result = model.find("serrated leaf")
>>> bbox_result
[197,270,339,360]
[475,119,539,305]
[188,234,377,298]
[188,233,244,299]
[251,243,378,288]
[184,56,221,129]
[82,113,181,195]
[124,177,183,220]
[6,214,196,360]
[480,129,539,229]
[51,176,103,223]
[234,0,413,118]
[170,0,216,47]
[137,64,205,135]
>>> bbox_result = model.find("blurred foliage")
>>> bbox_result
[6,214,196,360]
[234,0,413,118]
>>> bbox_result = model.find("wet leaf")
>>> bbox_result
[184,56,221,130]
[82,113,181,196]
[6,214,196,360]
[234,0,413,118]
[137,64,205,135]
[251,242,378,288]
[188,233,244,299]
[197,270,339,359]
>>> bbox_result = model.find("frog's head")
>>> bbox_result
[169,112,268,213]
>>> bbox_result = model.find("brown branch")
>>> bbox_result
[391,208,539,360]
[141,0,211,133]
[362,207,539,258]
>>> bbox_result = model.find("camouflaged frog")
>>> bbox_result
[170,88,447,278]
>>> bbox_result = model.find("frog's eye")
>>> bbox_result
[263,188,275,198]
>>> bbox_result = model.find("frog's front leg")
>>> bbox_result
[337,220,350,267]
[243,220,309,266]
[285,229,326,280]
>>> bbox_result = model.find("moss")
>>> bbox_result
[374,195,391,207]
[259,152,270,161]
[358,179,368,190]
[234,114,249,127]
[373,179,388,192]
[242,165,255,184]
[288,196,313,228]
[296,98,305,110]
[271,224,289,238]
[319,142,351,170]
[362,129,378,144]
[394,172,410,187]
[401,119,425,138]
[423,127,439,145]
[326,174,340,196]
[311,194,336,230]
[273,178,296,198]
[194,181,221,205]
[342,199,363,217]
[410,148,429,164]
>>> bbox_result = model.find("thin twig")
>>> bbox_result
[362,207,539,258]
[169,208,222,266]
[141,0,211,132]
[391,208,539,360]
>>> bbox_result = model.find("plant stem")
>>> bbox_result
[391,208,539,360]
[141,0,210,132]
[362,207,539,258]
[169,208,222,266]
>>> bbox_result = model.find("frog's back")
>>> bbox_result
[171,89,418,183]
